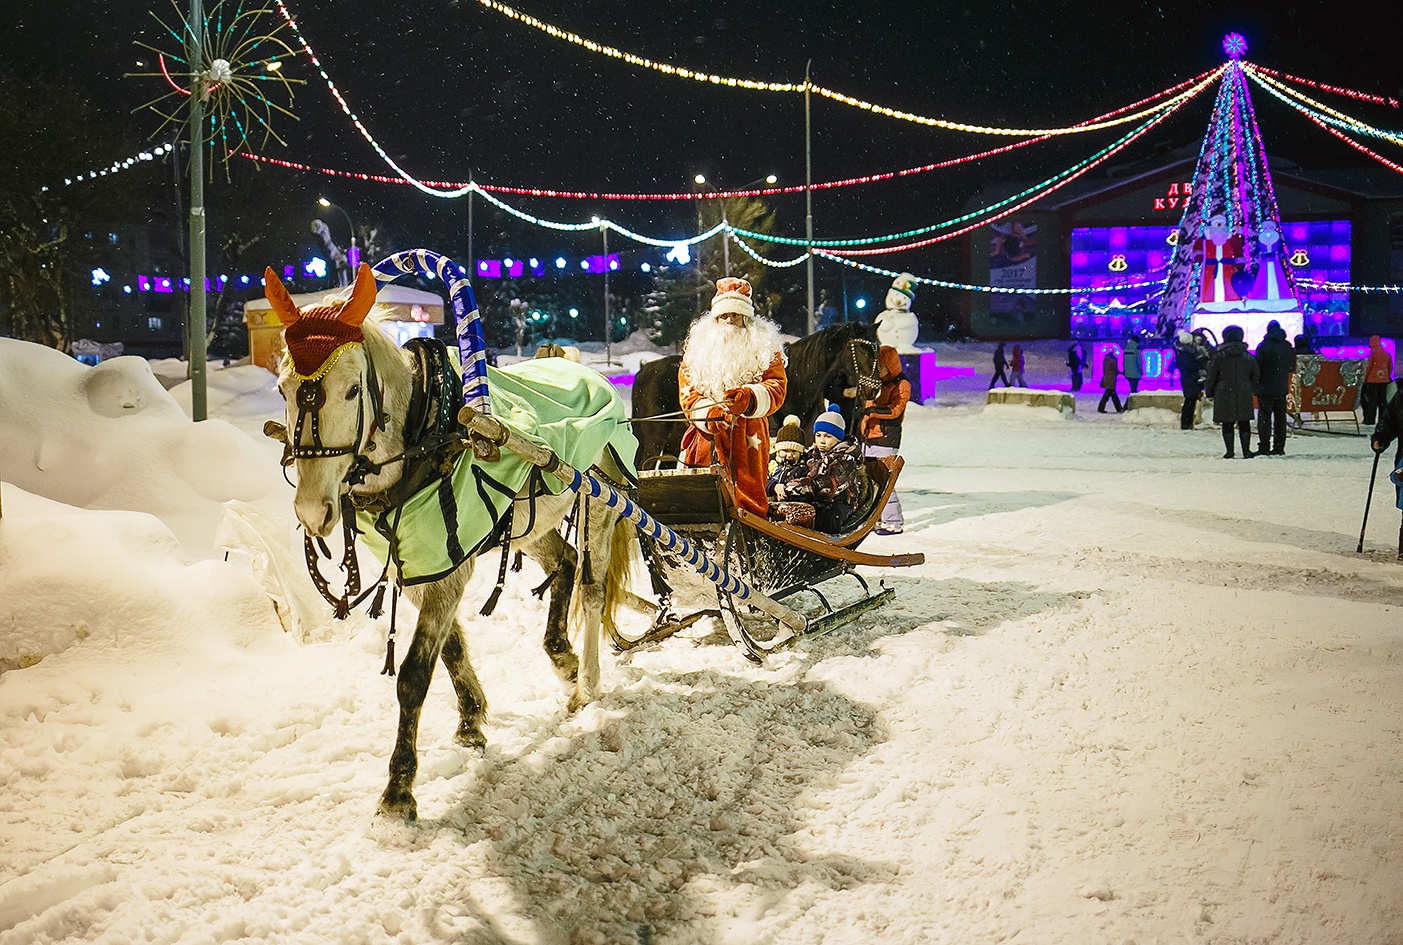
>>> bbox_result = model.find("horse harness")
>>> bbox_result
[270,338,585,671]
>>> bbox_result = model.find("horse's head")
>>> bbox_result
[269,264,399,537]
[842,322,883,400]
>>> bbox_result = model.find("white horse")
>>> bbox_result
[267,264,635,821]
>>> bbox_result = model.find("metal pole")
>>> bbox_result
[602,225,612,365]
[466,170,474,279]
[187,0,207,422]
[1358,450,1383,553]
[722,201,730,277]
[695,191,704,317]
[804,59,815,337]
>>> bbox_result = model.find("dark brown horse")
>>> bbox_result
[632,322,881,468]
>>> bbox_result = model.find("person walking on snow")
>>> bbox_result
[1362,335,1393,426]
[1205,324,1260,459]
[988,342,1010,389]
[1123,337,1143,393]
[1008,344,1027,387]
[1098,348,1124,413]
[1173,330,1205,430]
[1067,343,1084,391]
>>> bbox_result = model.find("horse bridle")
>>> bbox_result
[847,337,882,397]
[286,345,389,488]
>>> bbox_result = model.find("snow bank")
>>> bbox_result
[0,340,286,555]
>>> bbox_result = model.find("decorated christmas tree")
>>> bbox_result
[1158,33,1303,345]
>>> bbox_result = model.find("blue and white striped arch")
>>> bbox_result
[372,250,491,416]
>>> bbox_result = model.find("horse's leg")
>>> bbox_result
[379,565,471,821]
[438,614,488,751]
[521,528,579,682]
[567,502,634,712]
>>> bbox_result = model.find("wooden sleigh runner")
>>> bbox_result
[616,455,924,660]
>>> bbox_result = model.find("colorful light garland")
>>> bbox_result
[252,3,1219,203]
[1249,65,1399,109]
[473,0,1211,137]
[1247,67,1403,148]
[741,88,1201,255]
[243,88,1199,257]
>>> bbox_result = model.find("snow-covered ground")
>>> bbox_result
[2,335,1401,944]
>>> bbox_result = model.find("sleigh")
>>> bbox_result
[617,455,924,660]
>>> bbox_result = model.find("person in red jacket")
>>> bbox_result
[1362,335,1393,426]
[678,277,788,516]
[860,346,911,535]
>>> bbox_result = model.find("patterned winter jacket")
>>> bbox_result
[778,439,872,533]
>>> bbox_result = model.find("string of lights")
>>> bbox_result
[1247,67,1403,147]
[725,230,1167,295]
[827,105,1185,256]
[1296,110,1403,176]
[727,231,810,268]
[274,0,472,197]
[1297,279,1403,293]
[45,143,175,191]
[239,65,1216,201]
[470,184,731,247]
[1248,73,1403,176]
[250,96,1188,256]
[1248,65,1399,109]
[473,0,1217,137]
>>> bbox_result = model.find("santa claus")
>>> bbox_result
[678,277,788,517]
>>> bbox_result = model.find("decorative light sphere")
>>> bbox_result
[1222,32,1247,59]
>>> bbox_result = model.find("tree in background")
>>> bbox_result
[644,193,784,347]
[0,74,142,349]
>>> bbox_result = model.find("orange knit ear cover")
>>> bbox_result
[267,264,378,377]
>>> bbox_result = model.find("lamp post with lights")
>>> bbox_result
[693,173,777,279]
[317,198,357,285]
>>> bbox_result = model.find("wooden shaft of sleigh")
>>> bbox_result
[457,406,808,635]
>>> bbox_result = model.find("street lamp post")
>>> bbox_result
[804,59,815,336]
[317,197,357,285]
[695,174,777,278]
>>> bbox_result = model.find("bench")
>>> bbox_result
[986,388,1075,413]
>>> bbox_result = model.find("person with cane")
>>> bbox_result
[1366,378,1403,557]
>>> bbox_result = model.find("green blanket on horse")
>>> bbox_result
[357,358,638,584]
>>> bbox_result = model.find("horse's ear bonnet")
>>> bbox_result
[269,263,379,379]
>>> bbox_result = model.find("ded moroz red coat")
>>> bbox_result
[679,354,787,516]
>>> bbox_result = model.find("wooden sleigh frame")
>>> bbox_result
[616,455,924,658]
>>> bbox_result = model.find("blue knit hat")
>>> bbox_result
[813,404,845,441]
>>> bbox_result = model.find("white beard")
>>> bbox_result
[682,314,784,402]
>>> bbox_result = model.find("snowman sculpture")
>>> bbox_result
[875,272,921,353]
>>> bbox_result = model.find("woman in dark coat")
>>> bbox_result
[1205,324,1261,459]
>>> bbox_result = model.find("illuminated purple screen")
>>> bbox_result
[1069,221,1351,339]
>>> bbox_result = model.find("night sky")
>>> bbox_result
[7,0,1403,275]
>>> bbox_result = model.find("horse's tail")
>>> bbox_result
[601,515,637,640]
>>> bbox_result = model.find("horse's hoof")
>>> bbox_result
[566,691,595,714]
[454,726,487,752]
[378,789,418,822]
[550,652,579,684]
